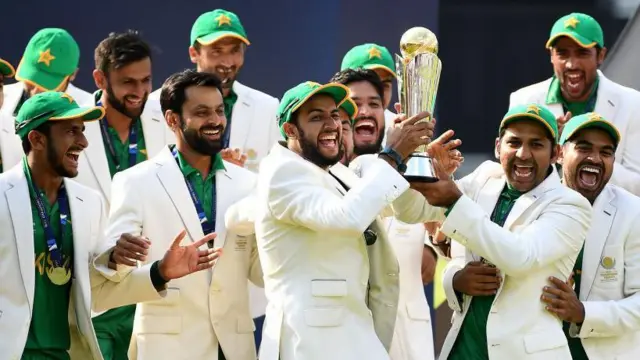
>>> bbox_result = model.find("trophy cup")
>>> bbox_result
[395,26,442,182]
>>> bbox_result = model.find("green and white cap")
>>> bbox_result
[559,112,620,147]
[546,13,604,49]
[500,104,559,143]
[341,43,396,78]
[191,9,250,46]
[0,58,15,78]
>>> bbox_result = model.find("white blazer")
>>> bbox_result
[103,146,263,360]
[390,161,592,360]
[75,97,175,207]
[0,82,94,173]
[509,70,640,196]
[0,164,164,360]
[251,144,408,360]
[383,218,435,360]
[567,184,640,360]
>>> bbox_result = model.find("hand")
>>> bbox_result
[427,130,463,177]
[421,246,437,284]
[556,111,572,138]
[157,230,222,281]
[409,159,463,207]
[385,107,435,160]
[452,261,501,296]
[541,276,585,323]
[111,233,151,266]
[220,148,248,167]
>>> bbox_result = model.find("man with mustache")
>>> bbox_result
[540,113,640,359]
[510,13,640,196]
[391,104,593,359]
[103,69,263,360]
[338,97,357,166]
[0,57,16,172]
[73,30,171,360]
[247,80,435,360]
[1,28,94,173]
[0,91,218,360]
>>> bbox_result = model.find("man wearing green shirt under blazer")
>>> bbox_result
[510,12,640,196]
[388,103,593,359]
[0,91,220,360]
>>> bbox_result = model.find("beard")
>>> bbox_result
[354,131,384,156]
[180,118,224,156]
[46,137,77,178]
[297,125,344,168]
[105,82,148,119]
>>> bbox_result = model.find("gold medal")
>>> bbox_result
[47,266,71,286]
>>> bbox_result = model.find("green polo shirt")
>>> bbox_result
[546,75,599,117]
[94,91,148,177]
[222,89,238,148]
[22,158,74,360]
[563,247,588,360]
[448,184,522,360]
[172,145,225,222]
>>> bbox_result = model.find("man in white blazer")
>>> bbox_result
[1,28,93,174]
[252,80,437,360]
[509,12,640,196]
[389,104,593,359]
[540,113,640,360]
[105,69,263,360]
[0,57,16,172]
[1,91,219,360]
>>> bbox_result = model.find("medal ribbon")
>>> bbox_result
[30,179,70,268]
[96,100,139,172]
[171,147,217,239]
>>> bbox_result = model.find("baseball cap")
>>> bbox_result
[341,43,396,78]
[15,28,80,91]
[559,112,620,147]
[500,104,559,143]
[277,81,350,138]
[546,13,604,49]
[15,91,104,139]
[191,9,250,46]
[339,97,358,122]
[0,58,15,78]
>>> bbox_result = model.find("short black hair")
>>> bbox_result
[329,68,385,100]
[94,30,152,74]
[160,69,223,115]
[22,122,52,154]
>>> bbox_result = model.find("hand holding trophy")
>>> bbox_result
[396,26,442,182]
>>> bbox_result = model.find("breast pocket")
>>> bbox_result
[594,244,624,289]
[304,279,347,327]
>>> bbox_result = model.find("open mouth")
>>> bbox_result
[354,119,377,141]
[564,71,585,94]
[202,128,222,140]
[125,97,143,108]
[513,164,534,182]
[66,150,82,167]
[318,132,338,150]
[577,164,601,190]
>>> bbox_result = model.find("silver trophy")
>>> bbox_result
[395,27,442,182]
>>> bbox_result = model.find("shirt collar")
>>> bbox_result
[171,144,225,180]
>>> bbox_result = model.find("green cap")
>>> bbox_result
[500,104,559,142]
[338,97,358,122]
[546,13,604,49]
[341,43,396,78]
[559,112,620,147]
[15,91,105,139]
[190,9,250,46]
[277,81,350,138]
[15,28,80,91]
[0,58,15,78]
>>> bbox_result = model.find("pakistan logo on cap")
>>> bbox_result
[588,112,603,121]
[564,16,580,29]
[368,46,382,59]
[526,105,540,115]
[216,14,232,26]
[38,49,56,67]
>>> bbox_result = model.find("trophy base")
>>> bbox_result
[403,153,438,183]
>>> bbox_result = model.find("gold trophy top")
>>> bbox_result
[399,27,439,59]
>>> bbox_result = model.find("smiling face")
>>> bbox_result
[176,85,227,155]
[560,127,615,203]
[95,57,152,118]
[29,119,88,178]
[495,120,558,192]
[348,80,385,155]
[190,38,245,93]
[550,37,605,102]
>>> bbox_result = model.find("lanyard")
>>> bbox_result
[96,100,139,172]
[29,178,70,268]
[171,147,217,238]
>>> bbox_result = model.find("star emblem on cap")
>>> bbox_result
[61,93,74,103]
[526,105,540,115]
[38,49,56,67]
[305,81,320,87]
[588,112,602,121]
[564,16,580,29]
[368,46,382,59]
[216,14,232,27]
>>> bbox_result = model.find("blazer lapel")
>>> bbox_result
[472,176,505,261]
[503,168,560,229]
[582,187,616,299]
[228,83,253,150]
[141,108,168,157]
[155,148,204,242]
[213,170,233,250]
[5,167,36,309]
[81,122,111,200]
[594,72,619,124]
[65,181,92,312]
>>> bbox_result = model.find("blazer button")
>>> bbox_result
[387,273,397,277]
